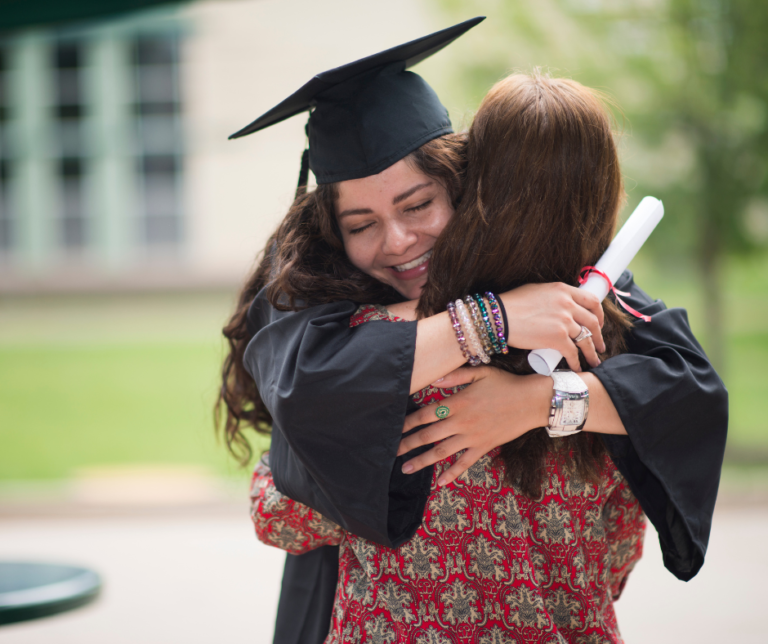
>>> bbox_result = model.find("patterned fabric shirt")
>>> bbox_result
[251,305,646,644]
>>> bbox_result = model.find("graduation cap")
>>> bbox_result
[229,16,485,188]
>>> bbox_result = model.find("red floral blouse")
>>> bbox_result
[251,305,646,644]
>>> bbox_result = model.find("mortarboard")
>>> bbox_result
[229,16,485,187]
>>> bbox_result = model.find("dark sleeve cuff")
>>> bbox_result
[244,291,431,547]
[592,271,728,580]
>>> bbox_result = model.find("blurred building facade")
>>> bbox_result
[0,0,440,293]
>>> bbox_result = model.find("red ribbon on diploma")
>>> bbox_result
[578,266,652,323]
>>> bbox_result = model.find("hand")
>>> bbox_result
[500,283,605,371]
[398,366,551,487]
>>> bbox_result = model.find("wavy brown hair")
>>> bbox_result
[418,72,632,497]
[216,134,468,463]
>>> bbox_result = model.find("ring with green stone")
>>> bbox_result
[435,405,450,420]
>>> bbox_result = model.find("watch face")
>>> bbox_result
[561,400,585,426]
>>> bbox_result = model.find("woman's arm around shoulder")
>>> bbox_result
[251,453,343,555]
[244,288,423,547]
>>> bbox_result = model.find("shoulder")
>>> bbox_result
[614,270,667,314]
[349,304,407,327]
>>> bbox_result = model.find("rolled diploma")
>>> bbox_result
[527,196,665,376]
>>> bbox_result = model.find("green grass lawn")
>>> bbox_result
[0,343,230,479]
[0,291,268,481]
[0,254,766,482]
[632,253,768,449]
[725,333,768,449]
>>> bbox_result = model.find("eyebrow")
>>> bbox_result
[393,181,433,205]
[337,181,434,219]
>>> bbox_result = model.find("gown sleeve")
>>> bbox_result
[243,288,433,549]
[244,273,728,581]
[272,548,339,644]
[594,271,728,581]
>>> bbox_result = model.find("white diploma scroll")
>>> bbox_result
[527,196,665,376]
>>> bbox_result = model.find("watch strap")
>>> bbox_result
[547,369,589,438]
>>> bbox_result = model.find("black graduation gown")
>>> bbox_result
[272,547,339,644]
[245,271,727,643]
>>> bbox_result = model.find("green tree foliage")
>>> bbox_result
[434,0,768,369]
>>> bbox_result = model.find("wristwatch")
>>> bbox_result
[547,369,589,437]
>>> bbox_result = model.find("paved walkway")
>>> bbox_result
[1,507,764,643]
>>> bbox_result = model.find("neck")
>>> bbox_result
[387,299,419,321]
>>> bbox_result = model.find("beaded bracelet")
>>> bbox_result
[446,301,475,365]
[485,292,509,354]
[464,295,494,356]
[496,295,510,342]
[453,299,481,366]
[455,298,490,365]
[473,293,502,355]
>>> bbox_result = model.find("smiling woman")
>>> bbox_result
[336,159,454,299]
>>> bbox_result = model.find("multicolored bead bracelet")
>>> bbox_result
[446,300,475,365]
[473,293,502,355]
[464,295,494,356]
[484,292,509,354]
[455,298,490,365]
[446,292,509,365]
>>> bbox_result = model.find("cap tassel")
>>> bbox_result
[295,148,310,199]
[295,120,311,199]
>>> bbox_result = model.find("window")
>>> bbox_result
[0,21,185,269]
[0,44,12,253]
[53,39,88,250]
[132,34,183,248]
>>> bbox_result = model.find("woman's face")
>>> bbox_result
[335,158,454,300]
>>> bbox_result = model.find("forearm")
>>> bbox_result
[581,373,627,435]
[409,281,606,393]
[398,366,626,486]
[511,371,627,436]
[251,456,343,555]
[411,310,466,393]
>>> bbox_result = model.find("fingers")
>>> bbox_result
[400,433,469,475]
[431,366,481,390]
[560,331,583,372]
[401,405,440,436]
[571,305,606,354]
[399,415,457,455]
[404,367,492,436]
[402,441,485,486]
[564,286,605,353]
[435,448,484,487]
[571,287,605,329]
[575,335,601,368]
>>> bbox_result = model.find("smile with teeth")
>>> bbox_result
[393,250,432,273]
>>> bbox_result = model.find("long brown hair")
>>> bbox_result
[216,134,468,464]
[418,72,631,497]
